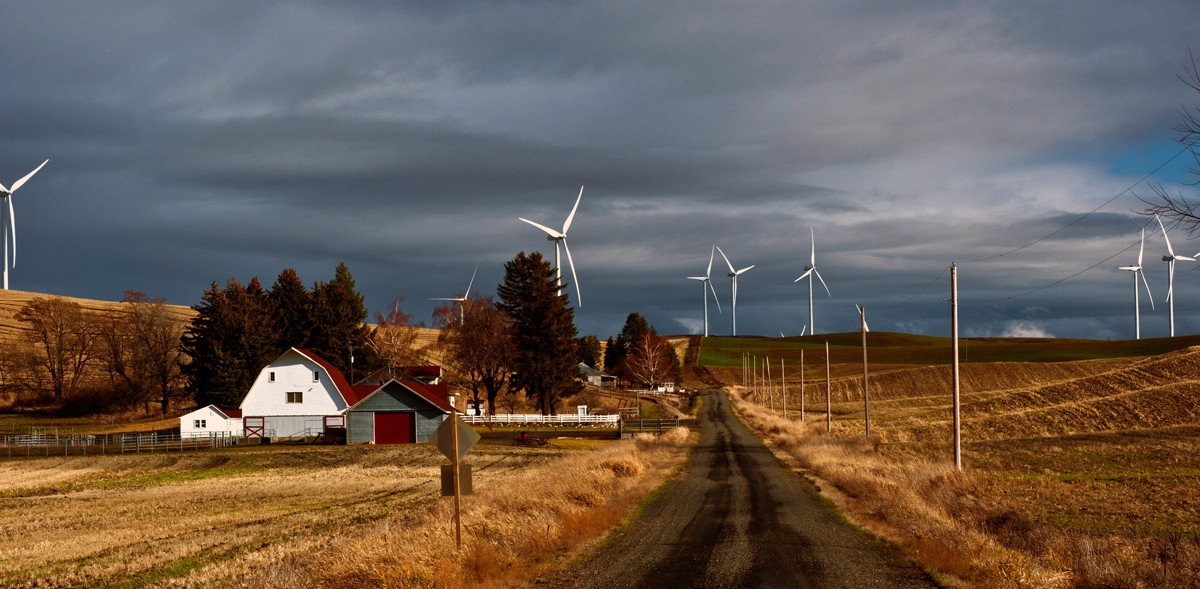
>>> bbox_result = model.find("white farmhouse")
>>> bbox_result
[179,405,243,439]
[238,348,373,439]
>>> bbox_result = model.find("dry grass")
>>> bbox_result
[0,431,691,588]
[732,345,1200,588]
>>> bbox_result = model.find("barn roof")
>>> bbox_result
[214,406,242,419]
[293,348,361,408]
[349,380,457,414]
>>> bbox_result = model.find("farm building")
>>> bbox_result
[578,363,617,387]
[346,380,455,444]
[238,348,374,439]
[179,405,243,438]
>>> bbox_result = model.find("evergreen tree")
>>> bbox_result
[603,336,617,371]
[181,278,275,408]
[576,335,601,368]
[606,313,649,375]
[308,262,374,378]
[269,268,312,350]
[497,251,580,415]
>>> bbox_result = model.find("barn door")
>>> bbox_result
[374,412,415,444]
[244,416,266,438]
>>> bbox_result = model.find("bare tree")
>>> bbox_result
[436,294,515,415]
[15,297,98,400]
[1142,50,1200,232]
[620,328,679,391]
[99,291,187,414]
[367,297,426,380]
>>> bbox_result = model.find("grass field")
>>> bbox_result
[0,431,691,589]
[721,337,1200,588]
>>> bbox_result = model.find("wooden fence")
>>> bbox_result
[461,414,621,428]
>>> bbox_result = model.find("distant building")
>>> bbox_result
[577,362,617,387]
[179,405,243,439]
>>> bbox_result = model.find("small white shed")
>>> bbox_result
[180,405,243,439]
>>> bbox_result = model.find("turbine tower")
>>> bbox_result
[794,227,830,334]
[716,246,754,336]
[519,186,584,306]
[1117,229,1153,339]
[0,159,49,290]
[1158,215,1193,337]
[430,263,479,322]
[686,245,722,337]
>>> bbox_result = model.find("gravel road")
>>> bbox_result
[548,390,936,589]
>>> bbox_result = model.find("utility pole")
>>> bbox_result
[825,340,831,433]
[799,349,805,422]
[781,358,787,419]
[861,305,870,438]
[951,263,962,471]
[767,356,774,412]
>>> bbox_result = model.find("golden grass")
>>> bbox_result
[733,346,1200,588]
[0,431,691,588]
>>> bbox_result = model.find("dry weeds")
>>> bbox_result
[733,347,1200,589]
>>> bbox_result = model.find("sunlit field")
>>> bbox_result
[715,337,1200,588]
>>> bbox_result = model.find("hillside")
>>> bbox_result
[0,289,196,344]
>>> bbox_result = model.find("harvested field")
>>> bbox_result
[0,431,691,589]
[728,341,1200,588]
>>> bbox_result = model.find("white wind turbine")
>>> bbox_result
[1117,229,1154,340]
[519,186,584,306]
[0,159,49,290]
[794,227,831,335]
[430,263,479,322]
[716,246,754,336]
[686,245,722,337]
[1158,215,1193,337]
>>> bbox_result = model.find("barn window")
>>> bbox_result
[313,370,320,383]
[287,391,303,404]
[194,419,206,428]
[269,371,276,383]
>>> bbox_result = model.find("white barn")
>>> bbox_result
[238,348,372,439]
[179,405,243,439]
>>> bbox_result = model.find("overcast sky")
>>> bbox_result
[2,1,1200,339]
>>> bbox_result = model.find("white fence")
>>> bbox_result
[461,414,621,428]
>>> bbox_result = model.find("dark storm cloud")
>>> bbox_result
[1,0,1199,339]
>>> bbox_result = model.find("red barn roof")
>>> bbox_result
[294,348,361,408]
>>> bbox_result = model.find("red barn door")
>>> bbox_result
[374,412,416,444]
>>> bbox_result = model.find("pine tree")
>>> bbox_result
[308,262,373,378]
[269,268,312,350]
[606,313,649,376]
[181,278,276,408]
[497,251,580,415]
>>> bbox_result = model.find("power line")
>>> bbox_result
[963,143,1191,264]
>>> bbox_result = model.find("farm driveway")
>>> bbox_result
[549,390,935,589]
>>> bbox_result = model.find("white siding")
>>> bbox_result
[179,406,243,438]
[239,351,348,418]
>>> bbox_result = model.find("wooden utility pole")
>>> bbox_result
[799,349,805,422]
[951,263,962,471]
[861,306,870,438]
[451,410,462,549]
[825,341,831,433]
[767,356,773,412]
[781,358,787,419]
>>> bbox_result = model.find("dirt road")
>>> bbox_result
[550,390,935,589]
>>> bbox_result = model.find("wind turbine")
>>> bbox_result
[430,263,479,322]
[716,246,754,336]
[686,245,722,337]
[1117,229,1154,340]
[519,186,584,306]
[794,228,831,335]
[0,159,49,290]
[1158,215,1193,337]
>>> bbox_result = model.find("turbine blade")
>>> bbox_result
[708,280,722,313]
[810,227,816,266]
[716,246,736,274]
[687,276,706,281]
[707,244,716,277]
[1158,215,1177,258]
[465,263,479,295]
[813,267,831,297]
[801,324,808,336]
[736,265,755,275]
[9,159,48,193]
[7,197,14,268]
[563,186,583,234]
[518,217,563,238]
[0,181,8,194]
[1178,255,1196,261]
[794,268,813,282]
[562,238,581,307]
[1141,270,1155,310]
[1138,228,1145,266]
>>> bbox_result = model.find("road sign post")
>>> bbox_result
[429,411,480,550]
